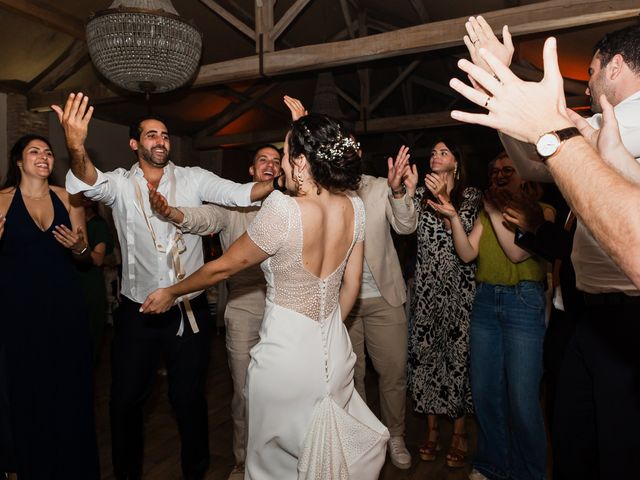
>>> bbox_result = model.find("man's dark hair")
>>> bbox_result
[128,114,170,141]
[594,23,640,73]
[250,144,281,166]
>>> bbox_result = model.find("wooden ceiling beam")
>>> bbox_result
[194,0,640,87]
[195,110,463,148]
[335,86,360,112]
[28,83,122,112]
[272,0,312,41]
[338,0,356,39]
[199,0,255,40]
[216,85,289,121]
[410,75,458,98]
[29,40,89,92]
[408,0,430,23]
[28,0,638,110]
[369,59,420,113]
[195,96,589,148]
[255,0,275,52]
[196,83,279,138]
[0,0,85,40]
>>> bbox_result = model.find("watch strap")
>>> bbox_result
[539,126,581,161]
[556,127,581,142]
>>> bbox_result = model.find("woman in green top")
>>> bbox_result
[429,152,554,480]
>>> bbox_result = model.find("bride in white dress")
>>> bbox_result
[142,114,389,479]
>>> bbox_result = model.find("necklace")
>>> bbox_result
[21,191,49,200]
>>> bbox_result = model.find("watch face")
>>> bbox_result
[536,133,560,157]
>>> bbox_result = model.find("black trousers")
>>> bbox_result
[110,293,211,480]
[552,295,640,479]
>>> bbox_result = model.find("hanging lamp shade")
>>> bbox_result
[86,0,202,94]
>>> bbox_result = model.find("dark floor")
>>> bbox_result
[94,327,478,479]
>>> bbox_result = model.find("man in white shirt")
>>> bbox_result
[52,92,279,480]
[462,19,640,480]
[153,145,282,479]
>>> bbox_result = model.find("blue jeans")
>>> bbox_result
[470,281,546,480]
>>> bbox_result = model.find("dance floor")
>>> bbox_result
[94,327,477,479]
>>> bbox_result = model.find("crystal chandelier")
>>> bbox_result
[86,0,202,94]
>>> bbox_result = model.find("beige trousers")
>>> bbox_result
[345,296,408,436]
[224,302,263,464]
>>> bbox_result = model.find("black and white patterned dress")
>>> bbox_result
[408,186,481,417]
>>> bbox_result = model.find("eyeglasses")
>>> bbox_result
[490,166,515,177]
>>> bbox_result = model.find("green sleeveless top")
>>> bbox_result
[475,206,551,285]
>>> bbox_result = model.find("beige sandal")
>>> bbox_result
[445,432,468,468]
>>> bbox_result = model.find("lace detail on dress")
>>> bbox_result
[298,396,386,479]
[247,191,365,322]
[246,191,292,255]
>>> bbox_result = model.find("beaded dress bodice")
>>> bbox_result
[247,190,365,322]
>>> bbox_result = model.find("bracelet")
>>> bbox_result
[73,245,88,255]
[273,175,287,192]
[391,185,406,196]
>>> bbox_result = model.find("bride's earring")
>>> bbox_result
[296,172,305,188]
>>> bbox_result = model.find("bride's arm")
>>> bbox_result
[141,232,269,313]
[339,240,364,321]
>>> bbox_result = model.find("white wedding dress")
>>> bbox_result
[244,191,389,480]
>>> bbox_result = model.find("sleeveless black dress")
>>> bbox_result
[0,188,99,478]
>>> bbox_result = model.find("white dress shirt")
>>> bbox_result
[66,162,255,304]
[571,90,640,294]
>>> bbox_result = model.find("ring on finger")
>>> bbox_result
[484,96,491,108]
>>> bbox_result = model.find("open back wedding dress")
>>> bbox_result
[244,190,389,479]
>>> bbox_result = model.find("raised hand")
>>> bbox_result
[284,95,308,121]
[450,37,574,145]
[425,173,448,200]
[463,16,514,76]
[387,145,411,193]
[53,224,86,253]
[140,287,178,314]
[403,163,419,197]
[426,194,457,219]
[51,93,94,150]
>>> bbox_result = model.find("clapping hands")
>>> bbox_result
[387,145,418,197]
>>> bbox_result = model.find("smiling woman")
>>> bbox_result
[0,135,99,478]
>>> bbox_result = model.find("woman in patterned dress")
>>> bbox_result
[408,140,481,467]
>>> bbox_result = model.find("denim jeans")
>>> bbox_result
[470,281,546,480]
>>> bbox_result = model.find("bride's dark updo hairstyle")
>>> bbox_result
[287,113,361,192]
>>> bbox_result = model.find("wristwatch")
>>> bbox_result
[535,127,581,161]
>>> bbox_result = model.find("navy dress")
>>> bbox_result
[0,188,99,479]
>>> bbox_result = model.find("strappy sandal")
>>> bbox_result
[418,426,440,461]
[446,432,468,468]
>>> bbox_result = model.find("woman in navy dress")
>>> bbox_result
[0,135,99,479]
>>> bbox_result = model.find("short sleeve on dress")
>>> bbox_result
[352,194,366,243]
[247,191,291,255]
